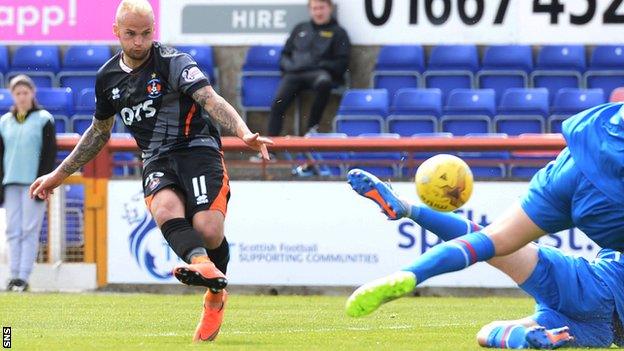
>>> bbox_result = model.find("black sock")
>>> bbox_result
[208,237,230,274]
[160,218,207,264]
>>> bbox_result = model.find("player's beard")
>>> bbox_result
[125,48,150,61]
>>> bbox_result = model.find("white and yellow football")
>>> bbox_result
[415,154,473,212]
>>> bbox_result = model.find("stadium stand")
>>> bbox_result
[334,89,388,136]
[349,133,402,178]
[7,45,60,87]
[441,89,496,135]
[372,45,425,100]
[530,45,585,103]
[58,45,110,101]
[476,45,532,104]
[549,88,605,133]
[494,88,549,135]
[387,88,441,136]
[585,45,624,99]
[423,45,479,100]
[239,45,283,121]
[175,45,218,88]
[0,45,8,88]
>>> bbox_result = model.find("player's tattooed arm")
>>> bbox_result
[192,85,273,159]
[58,116,115,176]
[192,86,250,137]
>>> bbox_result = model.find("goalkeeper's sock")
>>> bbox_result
[408,205,483,242]
[401,232,495,284]
[485,325,529,349]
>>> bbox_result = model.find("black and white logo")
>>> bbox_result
[192,176,209,205]
[112,87,120,100]
[144,172,164,191]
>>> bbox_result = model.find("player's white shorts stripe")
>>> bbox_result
[199,175,207,195]
[192,177,200,197]
[448,242,470,268]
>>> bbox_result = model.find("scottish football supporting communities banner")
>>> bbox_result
[107,181,600,287]
[0,0,160,43]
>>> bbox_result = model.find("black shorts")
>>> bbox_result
[142,147,230,219]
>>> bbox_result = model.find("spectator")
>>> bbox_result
[264,0,351,150]
[1,75,57,292]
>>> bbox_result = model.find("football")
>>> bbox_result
[415,154,474,212]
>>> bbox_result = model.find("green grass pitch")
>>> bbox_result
[0,293,614,350]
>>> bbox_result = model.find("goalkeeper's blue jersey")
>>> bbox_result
[562,102,624,205]
[562,103,624,341]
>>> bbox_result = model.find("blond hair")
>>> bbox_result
[115,0,154,24]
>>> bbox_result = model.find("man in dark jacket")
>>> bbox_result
[268,0,350,138]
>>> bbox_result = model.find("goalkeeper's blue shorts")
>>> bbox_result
[520,246,616,348]
[520,147,624,251]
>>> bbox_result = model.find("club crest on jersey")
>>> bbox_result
[144,171,164,191]
[146,73,162,98]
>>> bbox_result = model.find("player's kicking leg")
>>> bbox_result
[345,169,541,317]
[188,210,230,342]
[345,170,580,349]
[146,188,227,342]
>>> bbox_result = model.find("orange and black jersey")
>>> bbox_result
[94,42,221,164]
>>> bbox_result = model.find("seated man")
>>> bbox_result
[268,0,350,138]
[345,168,622,349]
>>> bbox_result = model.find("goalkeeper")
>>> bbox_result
[344,103,624,349]
[347,168,620,348]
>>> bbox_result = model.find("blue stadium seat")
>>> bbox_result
[373,45,425,99]
[243,45,283,71]
[549,88,605,133]
[37,87,73,116]
[59,75,96,101]
[75,88,95,114]
[53,115,69,134]
[477,45,532,103]
[0,89,13,113]
[71,115,93,134]
[441,89,495,135]
[458,133,509,179]
[334,89,388,136]
[240,45,283,119]
[349,133,402,178]
[584,45,624,99]
[424,45,478,100]
[176,45,217,86]
[387,88,441,136]
[0,46,8,87]
[531,45,585,103]
[7,45,61,87]
[63,45,110,70]
[59,45,110,101]
[494,88,549,135]
[0,46,8,73]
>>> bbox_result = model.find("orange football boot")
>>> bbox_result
[193,289,228,342]
[173,256,228,290]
